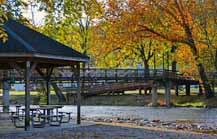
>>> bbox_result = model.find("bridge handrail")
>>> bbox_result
[0,68,196,83]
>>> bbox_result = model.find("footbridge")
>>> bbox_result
[62,68,199,97]
[0,68,199,107]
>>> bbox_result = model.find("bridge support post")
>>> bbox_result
[2,80,10,112]
[152,82,158,107]
[199,84,203,95]
[186,84,190,96]
[165,81,171,107]
[144,89,147,95]
[175,84,179,96]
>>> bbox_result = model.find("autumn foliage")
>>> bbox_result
[1,0,216,98]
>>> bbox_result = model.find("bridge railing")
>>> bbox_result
[0,68,194,83]
[79,68,182,82]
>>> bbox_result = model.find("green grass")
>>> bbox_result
[0,90,56,96]
[0,91,60,105]
[1,89,217,108]
[172,95,217,108]
[82,94,146,106]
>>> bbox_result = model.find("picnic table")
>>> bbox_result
[11,105,71,128]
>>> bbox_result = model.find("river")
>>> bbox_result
[63,106,217,122]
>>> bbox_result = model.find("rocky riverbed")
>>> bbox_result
[83,117,217,134]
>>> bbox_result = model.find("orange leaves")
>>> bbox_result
[92,0,217,71]
[174,44,197,76]
[0,0,5,4]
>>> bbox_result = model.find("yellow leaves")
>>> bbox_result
[174,44,197,76]
[0,29,8,43]
[0,9,8,43]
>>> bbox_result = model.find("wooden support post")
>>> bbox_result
[139,88,142,95]
[144,89,148,95]
[105,69,107,83]
[115,69,118,83]
[2,80,10,112]
[212,82,215,93]
[199,84,203,95]
[165,81,171,107]
[149,88,152,94]
[76,64,81,125]
[46,68,53,105]
[25,61,31,131]
[175,84,179,96]
[136,69,139,81]
[186,84,190,96]
[163,52,165,70]
[151,82,158,107]
[82,63,85,92]
[46,79,51,105]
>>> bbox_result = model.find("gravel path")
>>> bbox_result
[0,124,217,139]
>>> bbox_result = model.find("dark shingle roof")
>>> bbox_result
[0,19,89,62]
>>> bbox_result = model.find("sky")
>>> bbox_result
[21,0,46,26]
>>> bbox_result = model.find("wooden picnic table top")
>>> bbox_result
[39,105,63,109]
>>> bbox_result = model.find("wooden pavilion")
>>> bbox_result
[0,19,89,131]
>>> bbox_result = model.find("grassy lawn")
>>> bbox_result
[0,90,60,105]
[173,95,217,108]
[0,88,216,108]
[83,88,217,108]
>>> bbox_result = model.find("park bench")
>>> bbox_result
[31,113,46,128]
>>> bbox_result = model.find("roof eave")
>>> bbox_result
[0,53,89,62]
[34,53,89,62]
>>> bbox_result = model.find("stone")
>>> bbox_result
[152,119,160,123]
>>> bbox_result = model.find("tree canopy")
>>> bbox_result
[0,0,217,98]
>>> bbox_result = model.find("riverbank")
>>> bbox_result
[0,123,217,139]
[83,117,217,135]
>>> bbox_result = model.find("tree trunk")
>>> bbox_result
[189,41,214,98]
[51,83,66,102]
[144,60,150,76]
[185,25,214,98]
[172,61,177,72]
[215,49,217,72]
[197,63,214,98]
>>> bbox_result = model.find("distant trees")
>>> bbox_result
[0,0,29,42]
[39,0,103,61]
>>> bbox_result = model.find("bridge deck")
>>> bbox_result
[0,68,199,97]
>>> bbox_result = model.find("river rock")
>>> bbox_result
[197,124,210,130]
[176,125,184,129]
[152,119,160,123]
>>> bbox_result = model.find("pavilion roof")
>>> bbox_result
[0,19,89,62]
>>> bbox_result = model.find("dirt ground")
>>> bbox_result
[0,124,217,139]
